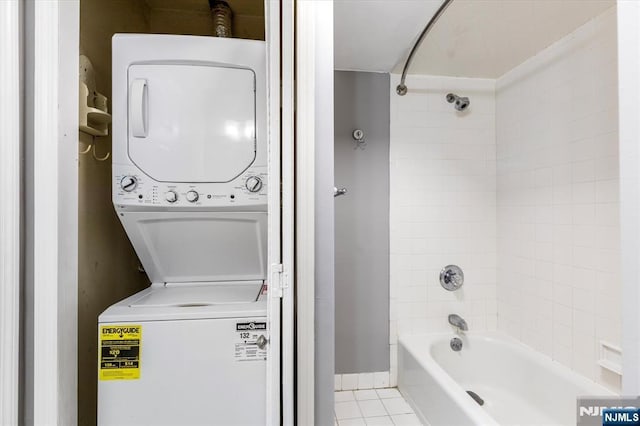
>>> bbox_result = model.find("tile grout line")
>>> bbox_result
[334,388,422,426]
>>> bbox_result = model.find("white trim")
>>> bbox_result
[0,0,22,423]
[266,0,282,424]
[296,0,315,423]
[33,0,60,421]
[281,0,295,423]
[618,0,640,395]
[32,0,79,423]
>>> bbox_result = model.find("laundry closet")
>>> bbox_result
[77,1,271,424]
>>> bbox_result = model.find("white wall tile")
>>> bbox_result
[373,372,390,389]
[390,74,497,382]
[357,373,374,390]
[342,374,359,391]
[495,9,620,391]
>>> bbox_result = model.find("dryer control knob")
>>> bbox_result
[165,190,178,203]
[120,176,138,192]
[245,176,263,193]
[186,190,199,203]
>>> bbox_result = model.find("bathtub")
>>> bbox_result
[398,332,615,426]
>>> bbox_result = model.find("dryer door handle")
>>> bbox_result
[130,79,147,138]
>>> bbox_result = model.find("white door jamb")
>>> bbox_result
[31,0,79,424]
[0,1,23,423]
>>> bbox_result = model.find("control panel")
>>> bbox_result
[113,165,267,208]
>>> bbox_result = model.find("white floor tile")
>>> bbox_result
[335,401,362,420]
[390,413,422,426]
[376,388,402,399]
[365,416,394,426]
[335,391,355,402]
[381,398,414,416]
[354,389,379,401]
[339,418,367,426]
[358,399,387,417]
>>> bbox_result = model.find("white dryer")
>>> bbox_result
[98,34,268,426]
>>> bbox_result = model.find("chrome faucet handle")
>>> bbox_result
[440,265,464,291]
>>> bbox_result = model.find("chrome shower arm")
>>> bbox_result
[396,0,455,96]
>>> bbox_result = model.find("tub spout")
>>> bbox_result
[448,314,468,331]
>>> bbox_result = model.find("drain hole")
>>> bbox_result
[467,390,484,406]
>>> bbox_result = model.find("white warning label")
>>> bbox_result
[234,321,267,362]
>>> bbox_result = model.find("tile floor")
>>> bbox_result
[334,388,424,426]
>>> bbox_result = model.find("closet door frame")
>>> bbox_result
[28,0,80,424]
[0,1,23,423]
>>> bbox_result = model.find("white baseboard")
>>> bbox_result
[334,371,391,391]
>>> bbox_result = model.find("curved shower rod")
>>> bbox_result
[396,0,455,96]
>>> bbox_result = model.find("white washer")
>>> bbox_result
[99,34,268,426]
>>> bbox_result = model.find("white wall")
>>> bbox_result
[389,75,497,385]
[496,7,620,391]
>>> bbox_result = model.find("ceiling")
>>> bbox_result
[335,0,615,78]
[334,0,442,73]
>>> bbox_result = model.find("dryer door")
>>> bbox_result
[127,63,256,183]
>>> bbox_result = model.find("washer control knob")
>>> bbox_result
[245,176,263,193]
[165,190,178,203]
[186,190,199,203]
[120,176,138,192]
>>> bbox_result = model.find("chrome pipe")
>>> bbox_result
[396,0,455,96]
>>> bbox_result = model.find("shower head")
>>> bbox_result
[446,93,470,112]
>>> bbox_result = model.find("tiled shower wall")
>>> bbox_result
[389,75,498,385]
[389,7,620,391]
[496,8,620,390]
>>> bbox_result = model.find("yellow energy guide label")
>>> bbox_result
[98,325,142,380]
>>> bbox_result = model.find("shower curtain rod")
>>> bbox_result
[396,0,455,96]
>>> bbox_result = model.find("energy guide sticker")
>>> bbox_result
[98,325,141,380]
[235,321,267,362]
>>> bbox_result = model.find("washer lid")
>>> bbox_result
[129,282,263,307]
[127,63,257,183]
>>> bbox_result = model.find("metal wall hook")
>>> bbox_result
[92,142,110,161]
[352,129,366,150]
[79,142,92,154]
[334,187,347,197]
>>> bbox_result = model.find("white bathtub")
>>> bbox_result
[398,332,615,426]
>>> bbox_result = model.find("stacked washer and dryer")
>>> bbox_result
[98,34,269,425]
